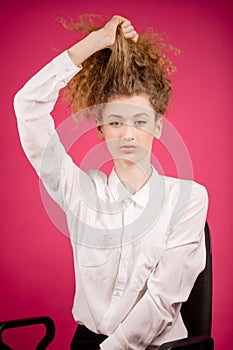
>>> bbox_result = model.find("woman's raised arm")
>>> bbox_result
[13,15,138,213]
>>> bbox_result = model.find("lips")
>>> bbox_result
[120,144,137,149]
[119,144,138,153]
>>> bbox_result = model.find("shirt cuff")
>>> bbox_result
[100,327,130,350]
[52,50,82,86]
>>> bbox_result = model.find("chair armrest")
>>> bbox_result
[0,316,55,350]
[158,335,214,350]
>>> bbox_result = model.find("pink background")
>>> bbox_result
[1,0,232,349]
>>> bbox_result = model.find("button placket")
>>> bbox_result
[100,199,133,330]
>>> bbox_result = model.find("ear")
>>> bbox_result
[96,119,104,139]
[154,116,163,139]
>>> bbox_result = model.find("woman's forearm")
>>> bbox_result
[67,29,109,67]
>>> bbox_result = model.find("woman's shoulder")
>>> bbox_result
[160,175,209,239]
[160,173,208,203]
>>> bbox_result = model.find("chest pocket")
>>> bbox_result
[77,246,113,282]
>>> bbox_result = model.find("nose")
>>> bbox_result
[123,123,135,141]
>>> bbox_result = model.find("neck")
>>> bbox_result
[113,158,152,195]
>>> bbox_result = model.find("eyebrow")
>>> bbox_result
[107,113,150,119]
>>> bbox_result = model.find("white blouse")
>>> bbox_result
[14,50,209,350]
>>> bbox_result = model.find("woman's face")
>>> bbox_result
[98,95,163,164]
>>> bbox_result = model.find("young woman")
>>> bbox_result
[14,15,208,350]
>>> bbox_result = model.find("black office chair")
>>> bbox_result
[0,222,214,350]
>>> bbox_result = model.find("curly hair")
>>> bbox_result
[60,14,179,120]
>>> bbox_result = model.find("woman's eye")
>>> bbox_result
[135,120,146,126]
[109,121,122,127]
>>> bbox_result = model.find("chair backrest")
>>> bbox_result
[181,221,212,336]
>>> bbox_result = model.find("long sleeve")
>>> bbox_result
[100,182,209,350]
[14,51,93,212]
